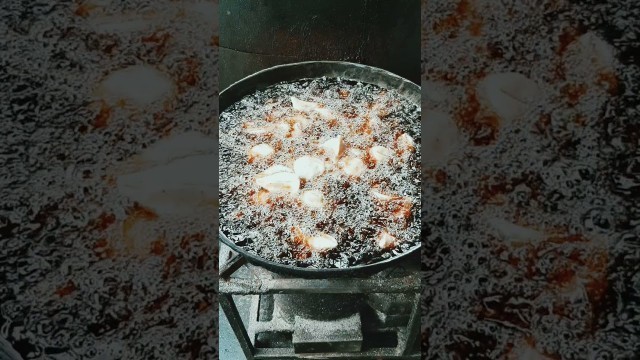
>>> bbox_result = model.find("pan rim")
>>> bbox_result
[218,60,421,277]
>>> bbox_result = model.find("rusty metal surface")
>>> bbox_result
[219,275,420,295]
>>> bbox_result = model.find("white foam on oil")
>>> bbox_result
[219,78,421,268]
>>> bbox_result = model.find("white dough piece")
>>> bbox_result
[307,233,338,250]
[320,136,346,161]
[255,165,300,194]
[300,190,324,209]
[293,156,325,180]
[423,110,461,165]
[476,72,540,122]
[291,96,334,119]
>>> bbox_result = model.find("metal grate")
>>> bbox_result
[219,242,421,359]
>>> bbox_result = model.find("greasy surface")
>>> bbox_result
[0,1,218,359]
[220,78,421,268]
[421,0,640,358]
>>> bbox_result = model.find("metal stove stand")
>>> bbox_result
[219,244,421,359]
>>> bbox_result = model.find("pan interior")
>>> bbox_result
[219,62,421,276]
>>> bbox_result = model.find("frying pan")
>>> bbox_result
[219,61,421,278]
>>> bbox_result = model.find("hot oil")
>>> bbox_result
[219,78,421,268]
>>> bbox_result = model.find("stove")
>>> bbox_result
[218,242,421,359]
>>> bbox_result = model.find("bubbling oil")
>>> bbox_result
[219,78,421,268]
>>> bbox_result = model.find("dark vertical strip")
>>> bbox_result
[419,0,428,358]
[213,1,221,360]
[219,294,255,359]
[402,294,422,356]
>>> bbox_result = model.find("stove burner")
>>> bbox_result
[218,242,421,359]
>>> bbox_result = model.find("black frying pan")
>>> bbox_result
[219,61,421,278]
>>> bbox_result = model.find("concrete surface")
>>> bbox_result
[219,295,252,359]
